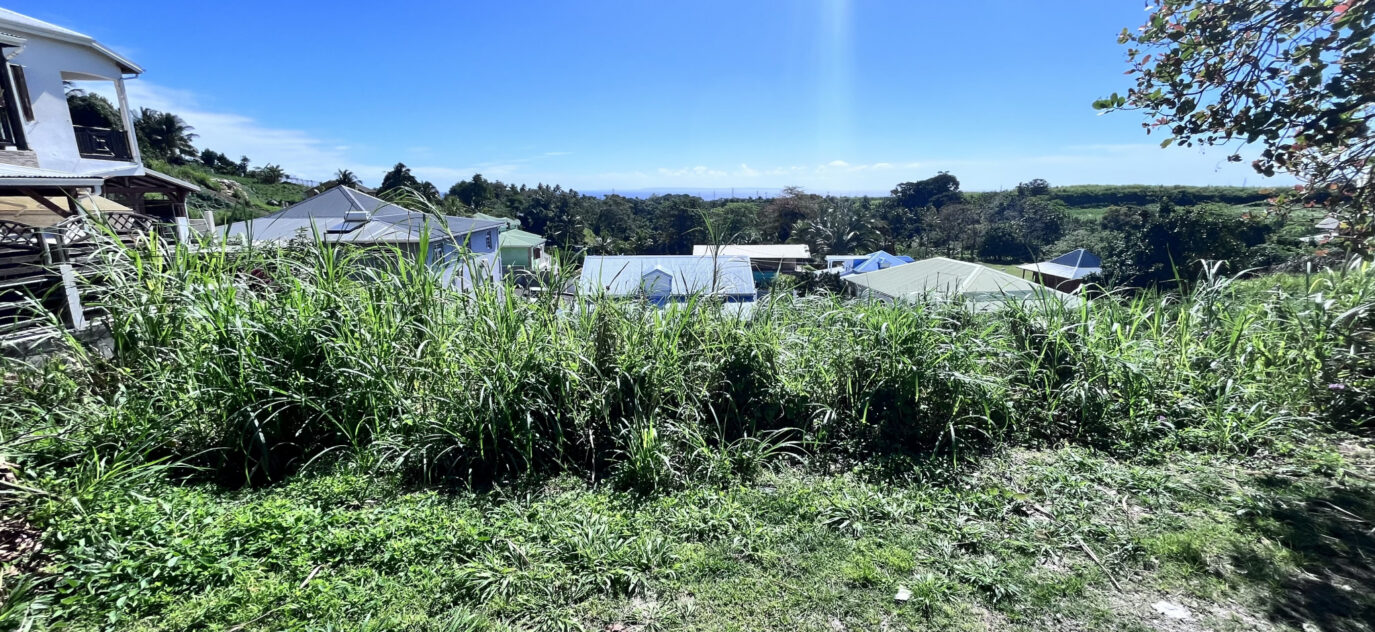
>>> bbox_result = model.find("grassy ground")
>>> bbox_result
[2,239,1373,630]
[8,443,1373,631]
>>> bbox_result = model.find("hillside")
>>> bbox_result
[147,160,313,224]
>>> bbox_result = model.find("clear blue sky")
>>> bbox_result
[17,0,1287,193]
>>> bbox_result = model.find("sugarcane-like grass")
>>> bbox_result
[2,237,1373,630]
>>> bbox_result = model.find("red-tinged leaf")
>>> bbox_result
[1335,3,1349,14]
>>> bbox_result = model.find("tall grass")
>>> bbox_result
[2,236,1372,496]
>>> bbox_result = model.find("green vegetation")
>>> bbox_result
[2,236,1372,629]
[1102,0,1375,252]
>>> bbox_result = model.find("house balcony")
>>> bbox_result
[73,125,133,161]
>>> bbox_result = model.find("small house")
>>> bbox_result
[579,255,756,305]
[224,186,506,290]
[498,229,550,271]
[844,257,1080,312]
[1015,248,1102,292]
[824,250,913,276]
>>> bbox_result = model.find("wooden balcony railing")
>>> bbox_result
[73,125,133,161]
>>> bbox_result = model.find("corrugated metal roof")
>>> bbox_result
[0,163,104,188]
[499,229,546,248]
[845,257,1080,311]
[0,8,143,74]
[692,244,812,260]
[224,186,503,245]
[580,255,756,298]
[1015,248,1102,281]
[851,250,914,274]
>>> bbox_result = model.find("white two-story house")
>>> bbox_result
[0,7,198,234]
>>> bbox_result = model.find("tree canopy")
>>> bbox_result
[134,108,197,163]
[1099,0,1375,250]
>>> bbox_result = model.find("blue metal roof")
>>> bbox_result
[851,250,915,274]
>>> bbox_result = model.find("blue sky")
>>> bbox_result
[19,0,1287,193]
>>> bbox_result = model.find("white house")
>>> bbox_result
[224,186,507,290]
[0,8,199,234]
[579,255,756,304]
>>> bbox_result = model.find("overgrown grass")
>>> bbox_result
[1,237,1373,629]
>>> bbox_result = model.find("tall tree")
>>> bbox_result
[1099,0,1375,251]
[449,173,496,209]
[651,194,706,254]
[890,172,963,211]
[134,108,197,163]
[378,163,421,196]
[761,186,821,243]
[796,198,882,257]
[65,88,123,130]
[334,169,361,188]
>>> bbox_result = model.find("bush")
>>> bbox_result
[3,239,1371,494]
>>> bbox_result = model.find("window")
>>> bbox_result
[8,65,32,122]
[485,230,492,249]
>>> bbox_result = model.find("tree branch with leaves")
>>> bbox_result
[1098,0,1375,252]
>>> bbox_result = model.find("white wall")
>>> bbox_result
[8,33,141,174]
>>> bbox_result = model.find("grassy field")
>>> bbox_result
[2,238,1373,630]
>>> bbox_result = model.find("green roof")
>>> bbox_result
[843,257,1080,311]
[499,229,546,248]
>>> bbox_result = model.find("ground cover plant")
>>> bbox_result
[1,238,1373,630]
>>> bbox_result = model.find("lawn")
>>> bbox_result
[11,444,1373,631]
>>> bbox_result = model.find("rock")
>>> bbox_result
[894,586,912,602]
[1152,600,1191,620]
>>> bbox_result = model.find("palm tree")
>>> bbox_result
[134,108,197,163]
[333,169,361,188]
[255,164,286,184]
[796,199,882,258]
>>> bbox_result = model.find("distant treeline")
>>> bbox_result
[1036,185,1271,208]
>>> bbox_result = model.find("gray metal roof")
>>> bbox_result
[223,186,503,245]
[0,164,103,188]
[692,244,812,260]
[579,255,756,297]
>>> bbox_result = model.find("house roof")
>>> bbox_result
[499,229,546,248]
[1016,248,1103,281]
[692,244,812,260]
[851,250,915,274]
[845,257,1080,311]
[0,164,104,188]
[0,193,128,227]
[0,8,143,74]
[579,255,756,297]
[474,212,521,230]
[224,186,503,245]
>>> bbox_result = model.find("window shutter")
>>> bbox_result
[8,65,32,122]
